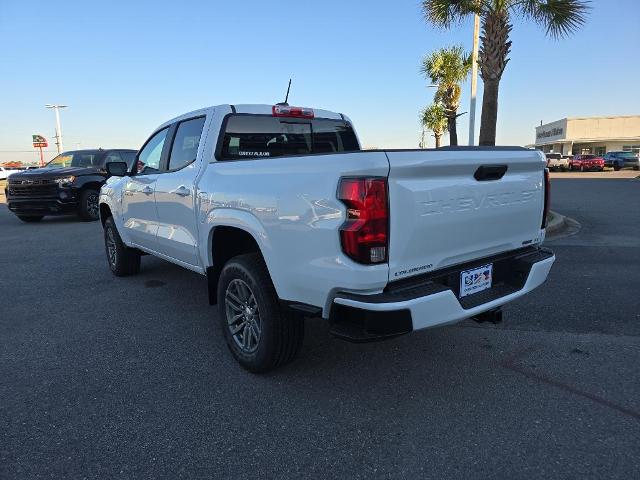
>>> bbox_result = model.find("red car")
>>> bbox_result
[569,154,605,172]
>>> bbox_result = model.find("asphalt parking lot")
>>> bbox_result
[1,176,639,479]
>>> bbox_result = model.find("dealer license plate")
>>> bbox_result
[459,263,493,298]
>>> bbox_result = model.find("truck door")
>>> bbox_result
[153,116,207,267]
[121,127,169,250]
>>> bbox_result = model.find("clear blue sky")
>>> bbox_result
[1,0,638,163]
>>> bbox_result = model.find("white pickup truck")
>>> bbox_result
[99,104,555,372]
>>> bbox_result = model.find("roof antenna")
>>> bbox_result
[277,78,292,106]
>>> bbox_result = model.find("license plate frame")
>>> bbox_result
[459,263,493,298]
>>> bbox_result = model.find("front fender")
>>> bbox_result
[99,178,127,239]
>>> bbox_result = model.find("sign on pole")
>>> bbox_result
[32,134,48,148]
[32,134,48,166]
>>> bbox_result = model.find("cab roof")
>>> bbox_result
[157,104,347,130]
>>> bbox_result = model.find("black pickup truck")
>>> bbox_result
[5,149,136,222]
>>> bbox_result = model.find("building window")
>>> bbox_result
[623,145,640,154]
[595,146,606,156]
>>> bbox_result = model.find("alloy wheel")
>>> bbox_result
[225,279,261,353]
[87,193,99,219]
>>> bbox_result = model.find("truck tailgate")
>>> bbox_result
[385,149,546,281]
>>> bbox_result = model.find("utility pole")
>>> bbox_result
[45,104,68,154]
[468,14,480,146]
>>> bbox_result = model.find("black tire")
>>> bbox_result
[79,189,100,221]
[633,166,639,171]
[17,215,44,222]
[217,253,304,373]
[613,164,621,171]
[104,216,141,276]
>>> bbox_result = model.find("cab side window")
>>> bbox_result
[137,128,169,175]
[168,117,206,171]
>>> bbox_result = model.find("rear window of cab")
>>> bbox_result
[218,115,360,160]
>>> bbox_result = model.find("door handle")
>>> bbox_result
[141,186,154,195]
[173,185,191,197]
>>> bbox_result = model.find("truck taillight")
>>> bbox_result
[272,105,314,118]
[542,168,550,228]
[338,177,388,264]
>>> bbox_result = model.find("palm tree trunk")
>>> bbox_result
[478,10,512,146]
[447,116,458,146]
[435,134,442,148]
[479,79,499,146]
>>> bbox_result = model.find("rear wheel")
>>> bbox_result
[104,217,141,276]
[614,163,621,171]
[217,253,304,373]
[79,189,100,221]
[17,215,44,222]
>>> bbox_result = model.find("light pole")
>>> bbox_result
[45,104,68,154]
[468,14,480,146]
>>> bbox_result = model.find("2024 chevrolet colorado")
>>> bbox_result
[99,104,555,372]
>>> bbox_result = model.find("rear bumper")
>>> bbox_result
[329,247,554,341]
[6,197,79,216]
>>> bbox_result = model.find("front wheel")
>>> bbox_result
[17,215,44,223]
[104,217,141,276]
[217,253,304,373]
[79,189,100,221]
[613,164,621,171]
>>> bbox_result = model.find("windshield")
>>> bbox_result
[47,151,103,169]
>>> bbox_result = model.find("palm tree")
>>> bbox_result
[421,103,448,148]
[421,45,472,146]
[422,0,589,145]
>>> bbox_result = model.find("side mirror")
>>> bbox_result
[106,161,129,177]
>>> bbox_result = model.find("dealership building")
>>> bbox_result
[533,115,640,156]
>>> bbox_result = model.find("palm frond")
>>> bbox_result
[421,45,472,86]
[421,0,481,28]
[421,103,448,135]
[516,0,590,38]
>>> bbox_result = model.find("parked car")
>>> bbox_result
[569,154,605,171]
[0,166,22,180]
[5,149,136,222]
[603,151,640,171]
[545,153,569,171]
[99,103,555,372]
